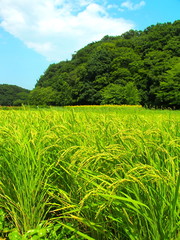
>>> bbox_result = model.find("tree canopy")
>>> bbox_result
[34,20,180,108]
[0,84,30,106]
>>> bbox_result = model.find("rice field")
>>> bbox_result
[0,106,179,240]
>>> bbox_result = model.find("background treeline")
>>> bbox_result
[0,84,30,106]
[1,20,180,108]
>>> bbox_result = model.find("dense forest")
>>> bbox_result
[1,20,180,108]
[0,84,29,106]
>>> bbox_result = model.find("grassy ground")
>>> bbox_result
[0,106,179,240]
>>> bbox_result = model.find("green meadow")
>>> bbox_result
[0,106,179,240]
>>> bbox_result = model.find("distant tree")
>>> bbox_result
[72,42,98,65]
[13,92,30,106]
[110,68,132,85]
[101,84,125,105]
[101,82,140,105]
[155,60,180,108]
[93,74,110,90]
[111,47,140,69]
[124,82,141,105]
[76,82,98,105]
[86,42,118,80]
[55,80,73,106]
[101,35,116,42]
[0,84,30,106]
[28,87,57,106]
[142,50,172,106]
[121,29,141,39]
[164,36,180,57]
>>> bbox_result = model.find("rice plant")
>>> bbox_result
[0,106,179,239]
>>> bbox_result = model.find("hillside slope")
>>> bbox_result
[0,84,30,106]
[32,20,180,108]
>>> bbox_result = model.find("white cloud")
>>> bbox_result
[0,0,134,61]
[107,4,118,9]
[121,1,146,11]
[26,42,54,60]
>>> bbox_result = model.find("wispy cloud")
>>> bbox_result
[121,1,146,11]
[0,0,134,61]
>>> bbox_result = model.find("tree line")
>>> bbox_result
[0,84,30,106]
[1,20,180,108]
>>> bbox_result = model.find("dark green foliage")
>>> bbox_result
[155,61,180,108]
[101,82,140,105]
[33,20,180,108]
[0,84,30,106]
[28,86,58,106]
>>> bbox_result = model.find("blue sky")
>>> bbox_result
[0,0,179,90]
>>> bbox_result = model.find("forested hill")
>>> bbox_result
[0,84,30,106]
[25,20,180,108]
